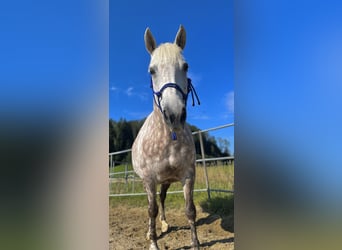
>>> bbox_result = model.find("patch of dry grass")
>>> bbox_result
[109,163,234,211]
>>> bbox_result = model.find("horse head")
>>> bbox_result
[145,25,189,130]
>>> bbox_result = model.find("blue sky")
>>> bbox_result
[109,0,234,153]
[234,0,342,204]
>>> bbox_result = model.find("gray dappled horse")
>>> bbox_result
[132,25,200,250]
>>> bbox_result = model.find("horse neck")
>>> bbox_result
[152,104,165,123]
[151,104,188,136]
[151,105,172,132]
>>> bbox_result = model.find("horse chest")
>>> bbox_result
[132,112,195,183]
[134,132,192,174]
[142,136,193,166]
[154,143,194,183]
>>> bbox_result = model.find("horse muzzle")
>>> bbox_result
[163,107,187,129]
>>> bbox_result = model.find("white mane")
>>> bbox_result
[151,43,185,65]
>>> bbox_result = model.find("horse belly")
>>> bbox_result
[155,165,183,184]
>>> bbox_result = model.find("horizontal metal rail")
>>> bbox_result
[109,170,135,176]
[109,188,233,197]
[110,156,234,170]
[210,189,234,193]
[109,149,132,156]
[196,156,234,162]
[191,123,234,135]
[109,188,208,197]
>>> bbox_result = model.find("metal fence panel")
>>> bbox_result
[109,123,234,198]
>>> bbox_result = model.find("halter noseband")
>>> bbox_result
[150,78,200,114]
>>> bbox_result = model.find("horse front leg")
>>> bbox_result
[159,183,170,233]
[144,181,159,250]
[183,177,200,250]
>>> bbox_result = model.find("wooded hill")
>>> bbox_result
[109,118,231,163]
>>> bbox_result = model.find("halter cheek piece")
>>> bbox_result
[150,78,200,140]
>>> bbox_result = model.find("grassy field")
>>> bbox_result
[109,163,234,216]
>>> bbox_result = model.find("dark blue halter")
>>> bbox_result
[150,78,200,114]
[150,78,200,140]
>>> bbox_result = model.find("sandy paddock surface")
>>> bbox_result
[110,205,234,250]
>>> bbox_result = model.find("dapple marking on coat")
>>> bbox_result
[132,25,200,250]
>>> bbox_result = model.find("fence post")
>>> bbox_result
[199,132,211,199]
[125,163,128,179]
[132,175,135,193]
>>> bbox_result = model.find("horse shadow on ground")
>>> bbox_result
[198,195,234,232]
[173,237,234,250]
[159,195,234,249]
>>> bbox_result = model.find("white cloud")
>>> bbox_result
[225,91,234,114]
[110,86,118,91]
[126,87,134,96]
[124,86,149,101]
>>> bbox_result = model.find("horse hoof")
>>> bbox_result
[149,242,159,250]
[161,220,169,233]
[146,229,151,240]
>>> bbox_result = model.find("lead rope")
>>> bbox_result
[187,78,201,106]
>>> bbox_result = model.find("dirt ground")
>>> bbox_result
[109,205,234,250]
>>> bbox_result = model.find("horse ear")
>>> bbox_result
[144,28,157,54]
[174,25,186,50]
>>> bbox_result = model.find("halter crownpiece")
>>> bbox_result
[150,77,200,140]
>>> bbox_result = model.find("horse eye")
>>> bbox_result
[182,63,189,72]
[149,67,156,75]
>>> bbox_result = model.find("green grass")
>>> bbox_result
[109,163,234,217]
[109,163,133,174]
[110,163,234,192]
[110,191,233,214]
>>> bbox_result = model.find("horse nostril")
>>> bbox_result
[163,110,168,121]
[163,108,186,126]
[169,114,176,124]
[163,110,172,123]
[163,110,176,125]
[180,108,186,124]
